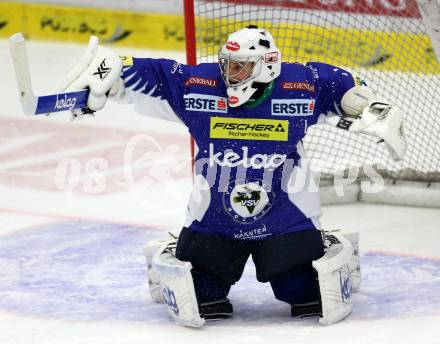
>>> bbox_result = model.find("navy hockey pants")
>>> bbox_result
[176,227,324,306]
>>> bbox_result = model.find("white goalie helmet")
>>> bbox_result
[218,26,282,107]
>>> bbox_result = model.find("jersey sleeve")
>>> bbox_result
[117,58,189,125]
[306,62,356,117]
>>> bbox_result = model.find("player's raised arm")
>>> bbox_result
[60,41,123,118]
[61,48,189,123]
[11,34,189,124]
[330,85,407,161]
[109,57,188,124]
[309,62,407,161]
[9,34,122,117]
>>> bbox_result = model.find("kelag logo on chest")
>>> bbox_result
[271,99,315,116]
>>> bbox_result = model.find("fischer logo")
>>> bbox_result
[184,94,227,113]
[210,117,289,141]
[55,94,77,110]
[281,82,315,92]
[226,41,240,51]
[184,77,217,88]
[209,143,286,170]
[272,99,315,116]
[228,96,239,105]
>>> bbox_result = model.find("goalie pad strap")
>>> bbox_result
[336,118,354,130]
[343,231,361,291]
[143,239,167,303]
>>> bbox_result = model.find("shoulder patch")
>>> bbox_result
[120,56,133,67]
[355,76,367,86]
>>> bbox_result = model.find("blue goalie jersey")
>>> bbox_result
[120,58,356,240]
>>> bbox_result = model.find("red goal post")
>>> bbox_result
[183,0,440,207]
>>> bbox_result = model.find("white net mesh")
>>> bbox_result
[191,0,440,181]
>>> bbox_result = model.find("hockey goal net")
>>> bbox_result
[184,0,440,203]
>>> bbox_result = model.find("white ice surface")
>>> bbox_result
[0,39,439,344]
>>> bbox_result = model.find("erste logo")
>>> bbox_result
[184,94,228,113]
[210,117,289,141]
[272,99,315,116]
[217,97,227,110]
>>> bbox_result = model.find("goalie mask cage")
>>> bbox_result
[183,0,440,206]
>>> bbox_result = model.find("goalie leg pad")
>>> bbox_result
[313,233,354,325]
[143,239,171,303]
[144,238,205,327]
[343,231,361,292]
[318,230,361,293]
